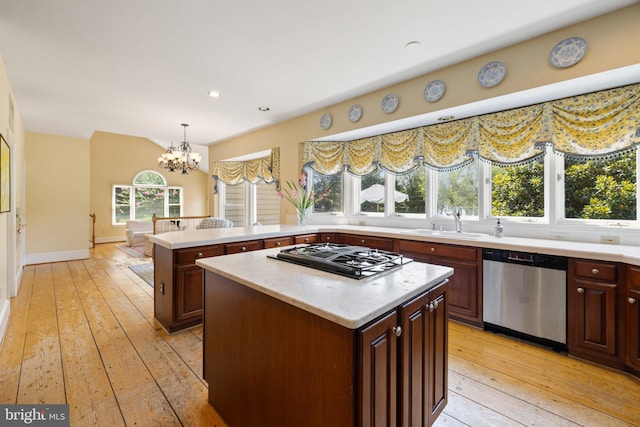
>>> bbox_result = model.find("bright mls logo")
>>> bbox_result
[0,405,69,426]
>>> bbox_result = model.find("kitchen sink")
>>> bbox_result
[405,229,486,240]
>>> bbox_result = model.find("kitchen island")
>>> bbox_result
[196,246,453,427]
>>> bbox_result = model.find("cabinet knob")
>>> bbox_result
[361,239,366,244]
[428,300,439,312]
[197,252,203,258]
[592,268,600,275]
[276,242,281,246]
[305,238,310,242]
[326,237,331,241]
[391,326,402,337]
[430,247,435,252]
[629,297,637,304]
[241,246,247,251]
[577,287,585,293]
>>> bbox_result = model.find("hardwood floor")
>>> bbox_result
[1,243,639,426]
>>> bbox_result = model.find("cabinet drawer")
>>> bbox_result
[294,234,320,244]
[397,239,477,261]
[337,234,394,251]
[320,233,336,243]
[263,236,295,249]
[225,240,263,254]
[627,265,640,284]
[176,245,225,265]
[574,259,617,282]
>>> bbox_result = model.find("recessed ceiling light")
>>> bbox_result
[207,91,221,98]
[258,106,270,112]
[404,40,421,49]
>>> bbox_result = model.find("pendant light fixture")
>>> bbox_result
[158,123,202,175]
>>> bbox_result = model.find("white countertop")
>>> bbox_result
[196,246,454,329]
[151,224,640,266]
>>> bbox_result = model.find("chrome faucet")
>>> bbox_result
[430,217,436,230]
[447,209,462,233]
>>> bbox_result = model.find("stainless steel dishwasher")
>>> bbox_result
[482,248,568,350]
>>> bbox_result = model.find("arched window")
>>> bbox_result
[112,170,183,224]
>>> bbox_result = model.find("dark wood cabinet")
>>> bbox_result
[625,266,640,372]
[359,281,448,427]
[154,243,224,332]
[359,310,398,426]
[294,233,320,244]
[224,239,263,254]
[337,233,395,251]
[568,259,621,368]
[397,239,481,326]
[263,235,294,248]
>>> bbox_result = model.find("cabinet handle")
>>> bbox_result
[197,252,203,258]
[428,300,439,312]
[629,297,637,304]
[591,268,600,275]
[577,287,584,293]
[391,326,402,337]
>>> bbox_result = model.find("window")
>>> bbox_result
[396,165,426,215]
[360,167,385,214]
[437,161,479,217]
[219,181,281,226]
[564,150,636,221]
[256,182,281,225]
[313,172,343,213]
[491,159,544,218]
[223,183,246,226]
[112,171,182,224]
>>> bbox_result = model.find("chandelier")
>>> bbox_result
[158,123,202,175]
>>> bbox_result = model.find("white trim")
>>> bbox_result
[0,299,10,347]
[26,249,90,265]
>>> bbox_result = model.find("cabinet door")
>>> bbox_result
[432,257,480,325]
[626,268,640,371]
[359,310,398,427]
[426,283,448,426]
[175,264,204,324]
[569,278,617,357]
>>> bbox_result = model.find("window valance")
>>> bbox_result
[303,83,640,175]
[211,147,280,190]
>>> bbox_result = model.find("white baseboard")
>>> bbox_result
[0,299,9,349]
[26,249,90,265]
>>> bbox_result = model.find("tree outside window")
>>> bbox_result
[564,150,636,220]
[491,160,544,218]
[396,165,426,214]
[313,172,343,213]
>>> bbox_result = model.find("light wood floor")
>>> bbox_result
[0,243,639,426]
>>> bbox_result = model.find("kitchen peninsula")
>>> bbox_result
[150,224,640,376]
[196,247,453,426]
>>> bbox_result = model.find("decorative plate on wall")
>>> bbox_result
[477,61,506,87]
[424,80,446,102]
[549,37,587,68]
[348,105,363,122]
[381,94,399,114]
[319,113,332,130]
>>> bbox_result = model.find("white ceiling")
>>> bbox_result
[0,0,637,151]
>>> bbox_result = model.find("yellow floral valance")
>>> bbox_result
[211,147,280,190]
[303,83,640,175]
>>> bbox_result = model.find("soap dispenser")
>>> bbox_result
[494,219,504,238]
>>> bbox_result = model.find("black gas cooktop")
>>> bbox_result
[268,243,411,279]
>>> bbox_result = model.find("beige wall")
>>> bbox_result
[25,132,90,261]
[208,5,640,223]
[89,131,209,242]
[1,52,26,334]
